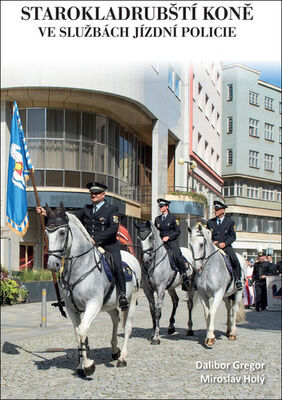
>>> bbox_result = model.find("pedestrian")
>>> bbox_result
[243,260,255,308]
[36,182,129,310]
[252,251,273,311]
[266,254,279,276]
[207,200,242,289]
[154,198,190,288]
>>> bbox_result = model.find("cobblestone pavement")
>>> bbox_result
[1,289,281,399]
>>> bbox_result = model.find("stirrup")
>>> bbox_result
[119,293,129,310]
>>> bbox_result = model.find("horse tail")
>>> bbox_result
[236,298,246,323]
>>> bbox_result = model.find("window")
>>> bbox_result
[249,91,259,106]
[19,244,34,270]
[27,109,45,138]
[227,116,233,134]
[223,182,235,197]
[249,118,259,137]
[168,66,173,91]
[205,94,209,119]
[249,150,259,168]
[264,96,274,111]
[168,66,181,99]
[247,184,259,199]
[264,154,274,171]
[264,123,274,141]
[227,149,233,166]
[262,187,274,201]
[227,84,233,101]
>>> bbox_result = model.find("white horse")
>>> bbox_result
[45,202,141,377]
[188,224,246,346]
[136,221,195,344]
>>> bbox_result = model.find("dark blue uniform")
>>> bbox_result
[154,213,187,276]
[252,261,272,311]
[74,201,126,294]
[207,215,241,282]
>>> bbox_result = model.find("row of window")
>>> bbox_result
[223,181,281,202]
[168,66,181,99]
[230,214,281,234]
[227,116,281,142]
[226,149,281,172]
[227,84,281,113]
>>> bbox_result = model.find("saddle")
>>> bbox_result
[100,251,133,283]
[166,247,190,273]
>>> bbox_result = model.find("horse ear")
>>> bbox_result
[45,203,52,216]
[198,224,203,231]
[60,201,66,213]
[146,220,151,228]
[187,226,192,234]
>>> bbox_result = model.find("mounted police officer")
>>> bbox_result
[253,251,272,311]
[154,198,190,288]
[207,200,243,290]
[36,182,129,310]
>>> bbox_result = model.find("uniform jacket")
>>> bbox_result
[154,213,180,242]
[74,201,120,249]
[253,261,273,282]
[207,216,236,248]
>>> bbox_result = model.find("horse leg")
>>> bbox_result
[223,297,232,337]
[77,301,101,376]
[116,291,138,367]
[108,308,121,361]
[205,291,224,346]
[186,286,197,336]
[66,306,84,375]
[229,292,245,340]
[143,285,157,342]
[151,288,166,345]
[167,288,179,335]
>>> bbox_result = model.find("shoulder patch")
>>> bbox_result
[113,215,119,223]
[176,219,180,226]
[234,225,236,231]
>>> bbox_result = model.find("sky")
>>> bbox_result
[223,61,281,88]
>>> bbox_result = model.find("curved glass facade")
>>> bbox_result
[22,108,152,202]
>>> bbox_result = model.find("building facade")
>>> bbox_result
[1,60,222,271]
[222,64,281,262]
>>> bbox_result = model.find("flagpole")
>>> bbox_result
[29,170,67,318]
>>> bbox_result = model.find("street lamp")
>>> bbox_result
[178,158,197,192]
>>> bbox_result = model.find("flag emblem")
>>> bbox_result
[6,101,33,237]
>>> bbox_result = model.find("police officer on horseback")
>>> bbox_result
[36,182,129,310]
[154,198,190,288]
[207,200,243,290]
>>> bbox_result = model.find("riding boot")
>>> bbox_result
[115,267,129,310]
[177,261,190,289]
[234,268,242,290]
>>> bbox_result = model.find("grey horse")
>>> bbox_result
[45,202,141,377]
[188,224,246,346]
[136,221,195,345]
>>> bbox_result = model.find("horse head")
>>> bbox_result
[188,224,206,271]
[45,202,72,272]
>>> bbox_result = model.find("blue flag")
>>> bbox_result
[6,101,33,237]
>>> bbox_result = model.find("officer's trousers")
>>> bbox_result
[108,250,126,294]
[224,247,241,280]
[165,241,186,274]
[254,280,267,310]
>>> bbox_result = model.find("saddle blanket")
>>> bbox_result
[222,253,234,277]
[101,255,133,283]
[167,252,190,273]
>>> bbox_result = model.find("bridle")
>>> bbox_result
[137,229,167,276]
[46,224,72,261]
[189,233,220,265]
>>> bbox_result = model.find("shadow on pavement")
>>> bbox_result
[238,309,281,331]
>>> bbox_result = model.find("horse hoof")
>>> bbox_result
[151,339,160,345]
[205,338,215,346]
[83,362,96,376]
[117,360,127,368]
[226,331,230,338]
[186,330,194,336]
[167,327,175,335]
[228,335,236,341]
[112,348,121,360]
[75,369,86,377]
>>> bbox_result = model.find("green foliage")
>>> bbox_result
[0,277,28,305]
[13,269,53,282]
[168,190,208,206]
